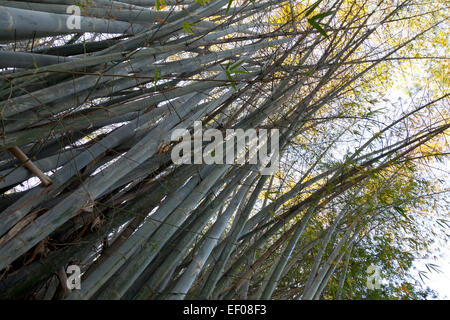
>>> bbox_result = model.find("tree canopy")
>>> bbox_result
[0,0,448,300]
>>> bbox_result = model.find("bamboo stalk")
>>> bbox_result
[7,146,52,186]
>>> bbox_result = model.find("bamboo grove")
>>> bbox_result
[0,0,448,300]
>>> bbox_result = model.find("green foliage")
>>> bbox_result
[182,21,195,35]
[306,11,335,39]
[154,68,161,91]
[225,61,248,90]
[195,0,211,5]
[225,0,233,15]
[155,0,165,10]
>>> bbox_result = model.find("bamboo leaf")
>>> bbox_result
[182,21,195,35]
[305,0,325,17]
[226,0,233,15]
[307,18,329,38]
[310,11,336,21]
